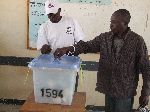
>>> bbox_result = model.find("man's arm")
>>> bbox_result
[72,19,85,43]
[37,24,51,54]
[54,34,102,58]
[137,37,150,107]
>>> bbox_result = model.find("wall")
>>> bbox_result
[0,0,150,109]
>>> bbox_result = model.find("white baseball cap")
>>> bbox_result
[45,0,60,15]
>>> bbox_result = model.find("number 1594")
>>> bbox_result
[41,88,63,98]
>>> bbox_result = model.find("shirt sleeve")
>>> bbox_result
[37,24,48,50]
[72,19,85,43]
[137,37,150,96]
[73,34,103,55]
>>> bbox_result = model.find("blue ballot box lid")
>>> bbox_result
[28,54,81,70]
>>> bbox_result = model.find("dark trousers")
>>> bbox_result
[105,95,134,112]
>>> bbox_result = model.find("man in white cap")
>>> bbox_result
[37,0,85,54]
[37,0,85,92]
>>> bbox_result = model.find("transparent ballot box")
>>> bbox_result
[28,54,80,105]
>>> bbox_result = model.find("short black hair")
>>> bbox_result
[113,9,131,24]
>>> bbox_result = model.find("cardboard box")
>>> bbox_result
[20,92,86,112]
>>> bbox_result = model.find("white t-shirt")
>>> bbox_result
[37,16,85,53]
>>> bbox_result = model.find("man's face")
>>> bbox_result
[48,9,60,23]
[110,13,127,34]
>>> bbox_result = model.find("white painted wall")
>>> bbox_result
[0,0,150,109]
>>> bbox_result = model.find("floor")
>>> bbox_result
[0,104,21,112]
[0,104,105,112]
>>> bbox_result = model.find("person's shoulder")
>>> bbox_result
[62,16,74,22]
[94,31,111,41]
[43,20,51,25]
[39,20,49,27]
[62,16,80,26]
[130,30,141,37]
[99,31,112,37]
[129,30,146,44]
[103,31,112,35]
[129,30,143,40]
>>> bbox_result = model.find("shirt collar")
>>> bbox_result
[111,27,131,40]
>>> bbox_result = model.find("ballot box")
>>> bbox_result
[28,54,80,105]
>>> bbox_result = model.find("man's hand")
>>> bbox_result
[139,95,149,107]
[41,44,52,54]
[54,46,73,58]
[54,47,69,58]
